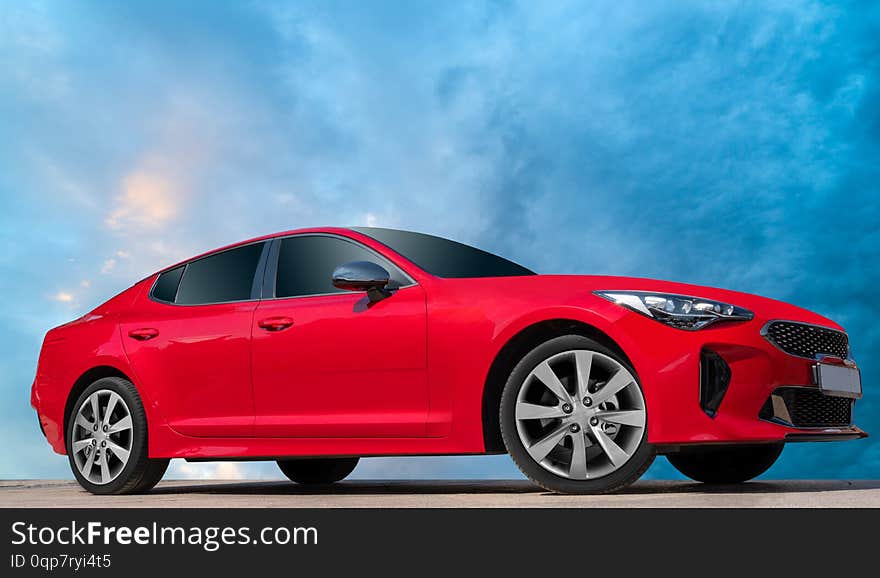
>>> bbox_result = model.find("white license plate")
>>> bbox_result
[815,363,862,398]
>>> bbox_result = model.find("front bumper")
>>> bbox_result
[612,313,868,446]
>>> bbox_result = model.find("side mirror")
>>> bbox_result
[332,261,392,303]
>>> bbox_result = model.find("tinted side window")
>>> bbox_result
[350,227,535,278]
[175,242,265,305]
[151,266,184,303]
[276,236,410,298]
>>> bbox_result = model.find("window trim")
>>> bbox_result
[148,240,271,307]
[265,232,418,301]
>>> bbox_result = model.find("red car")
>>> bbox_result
[31,227,866,494]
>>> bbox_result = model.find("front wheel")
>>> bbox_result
[667,443,784,484]
[501,335,655,494]
[66,377,169,495]
[277,457,360,484]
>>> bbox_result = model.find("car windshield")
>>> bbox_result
[351,227,535,278]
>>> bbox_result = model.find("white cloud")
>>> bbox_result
[50,291,73,303]
[106,171,179,231]
[100,259,116,274]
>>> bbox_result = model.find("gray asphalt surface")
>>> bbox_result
[1,479,879,507]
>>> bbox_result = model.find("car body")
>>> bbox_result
[32,227,866,494]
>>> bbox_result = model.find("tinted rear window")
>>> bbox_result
[150,266,184,303]
[276,235,410,298]
[175,242,265,305]
[351,227,535,278]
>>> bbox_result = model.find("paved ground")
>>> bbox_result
[1,479,879,507]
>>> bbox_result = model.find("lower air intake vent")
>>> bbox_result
[759,387,853,428]
[700,349,731,418]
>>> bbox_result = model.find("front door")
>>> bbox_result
[251,234,428,437]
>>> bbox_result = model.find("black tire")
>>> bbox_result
[277,457,360,484]
[667,443,784,484]
[66,377,169,495]
[131,458,171,493]
[500,335,655,494]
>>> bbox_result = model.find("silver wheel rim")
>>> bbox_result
[71,389,134,485]
[515,350,646,480]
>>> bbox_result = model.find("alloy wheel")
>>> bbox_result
[70,389,134,485]
[514,350,646,480]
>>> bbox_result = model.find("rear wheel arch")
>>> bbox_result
[480,319,636,453]
[64,366,134,445]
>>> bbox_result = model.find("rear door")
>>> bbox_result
[251,234,428,437]
[120,242,269,437]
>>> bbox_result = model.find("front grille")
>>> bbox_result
[759,387,853,428]
[764,321,848,359]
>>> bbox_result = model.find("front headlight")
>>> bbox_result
[594,290,754,330]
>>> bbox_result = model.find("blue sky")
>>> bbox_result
[1,1,878,481]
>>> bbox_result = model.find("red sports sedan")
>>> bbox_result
[31,227,866,494]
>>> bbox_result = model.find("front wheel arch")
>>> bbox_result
[481,319,636,453]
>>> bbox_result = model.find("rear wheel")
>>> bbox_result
[667,443,784,484]
[501,335,655,494]
[277,457,360,484]
[66,377,169,495]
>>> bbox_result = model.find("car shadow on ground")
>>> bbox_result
[147,479,880,496]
